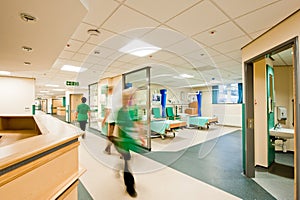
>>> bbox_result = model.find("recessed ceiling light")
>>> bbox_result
[61,65,87,72]
[45,84,59,87]
[180,74,194,78]
[0,71,11,76]
[20,13,37,22]
[119,39,161,57]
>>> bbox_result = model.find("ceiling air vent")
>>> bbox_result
[22,46,33,52]
[20,13,37,22]
[87,29,100,37]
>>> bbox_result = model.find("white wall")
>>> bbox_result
[200,87,242,127]
[0,76,35,114]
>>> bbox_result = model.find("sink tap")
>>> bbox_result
[274,122,281,130]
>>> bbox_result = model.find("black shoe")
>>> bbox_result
[126,187,137,198]
[82,133,86,139]
[103,150,111,155]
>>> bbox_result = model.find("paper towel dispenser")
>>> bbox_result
[277,106,287,120]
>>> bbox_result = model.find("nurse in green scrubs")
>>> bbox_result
[75,97,91,138]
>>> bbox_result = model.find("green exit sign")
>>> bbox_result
[66,81,79,86]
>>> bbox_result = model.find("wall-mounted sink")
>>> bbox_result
[269,128,294,140]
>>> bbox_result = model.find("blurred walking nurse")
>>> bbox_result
[110,88,145,198]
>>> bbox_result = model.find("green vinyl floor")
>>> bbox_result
[144,131,276,200]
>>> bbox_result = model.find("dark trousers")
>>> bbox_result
[78,121,87,131]
[104,123,115,152]
[109,136,135,190]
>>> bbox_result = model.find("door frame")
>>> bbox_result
[243,37,299,195]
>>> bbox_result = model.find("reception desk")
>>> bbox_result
[0,113,85,199]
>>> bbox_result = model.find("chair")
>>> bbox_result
[166,107,180,120]
[152,107,162,119]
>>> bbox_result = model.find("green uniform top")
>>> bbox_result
[77,103,90,121]
[115,106,141,153]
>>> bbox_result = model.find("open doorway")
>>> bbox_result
[271,46,294,176]
[243,38,298,199]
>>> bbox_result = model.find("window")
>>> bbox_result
[212,83,242,104]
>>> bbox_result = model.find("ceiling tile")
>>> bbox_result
[213,0,277,18]
[193,21,245,46]
[87,29,116,46]
[210,54,232,65]
[72,53,88,62]
[64,39,84,52]
[249,28,269,40]
[166,38,205,56]
[120,27,154,39]
[115,54,138,62]
[216,60,241,69]
[212,35,251,53]
[88,46,116,59]
[101,34,132,51]
[102,5,160,34]
[150,51,177,62]
[59,51,75,59]
[235,0,300,33]
[166,0,229,36]
[184,49,212,62]
[225,50,242,60]
[71,23,98,42]
[124,0,200,22]
[82,0,120,27]
[141,27,186,49]
[78,43,97,54]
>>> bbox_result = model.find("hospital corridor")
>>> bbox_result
[0,1,300,200]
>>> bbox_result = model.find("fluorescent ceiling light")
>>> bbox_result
[52,88,65,91]
[183,83,207,88]
[173,74,194,79]
[119,39,161,57]
[180,74,194,78]
[45,84,59,87]
[0,71,11,75]
[40,90,49,93]
[61,65,87,72]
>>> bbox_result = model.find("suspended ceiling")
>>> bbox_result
[0,0,299,96]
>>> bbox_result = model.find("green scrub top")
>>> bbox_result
[77,103,90,121]
[115,106,140,153]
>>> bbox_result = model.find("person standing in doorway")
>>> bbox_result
[75,97,91,138]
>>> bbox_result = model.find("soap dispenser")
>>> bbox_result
[277,106,287,120]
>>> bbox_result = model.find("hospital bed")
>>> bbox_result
[185,115,218,129]
[150,119,186,139]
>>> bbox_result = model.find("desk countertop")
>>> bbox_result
[0,112,81,170]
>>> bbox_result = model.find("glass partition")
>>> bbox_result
[123,67,151,150]
[89,82,99,130]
